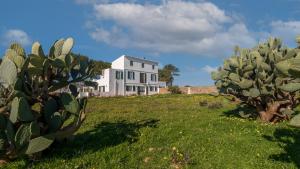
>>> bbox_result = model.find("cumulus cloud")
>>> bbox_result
[270,20,300,45]
[201,65,218,73]
[2,29,31,46]
[87,0,257,57]
[75,0,137,5]
[75,0,107,4]
[76,0,300,57]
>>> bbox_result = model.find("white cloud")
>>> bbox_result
[87,0,257,57]
[89,26,129,47]
[201,65,218,73]
[75,0,137,5]
[2,29,31,46]
[270,20,300,45]
[76,0,300,57]
[75,0,107,4]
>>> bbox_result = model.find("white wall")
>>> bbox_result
[123,71,158,85]
[111,69,125,96]
[96,68,125,96]
[123,56,159,86]
[123,56,158,73]
[94,69,110,92]
[111,55,125,70]
[94,55,160,96]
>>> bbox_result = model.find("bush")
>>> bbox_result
[199,100,223,109]
[212,37,300,123]
[207,102,223,109]
[199,100,208,107]
[0,38,94,162]
[168,86,182,94]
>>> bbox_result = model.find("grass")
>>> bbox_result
[5,94,300,169]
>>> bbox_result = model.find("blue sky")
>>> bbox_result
[1,0,300,86]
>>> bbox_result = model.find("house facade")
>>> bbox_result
[93,55,159,96]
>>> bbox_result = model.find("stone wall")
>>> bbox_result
[158,87,170,94]
[159,86,217,94]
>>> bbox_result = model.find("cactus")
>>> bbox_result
[0,38,94,161]
[212,37,300,122]
[289,113,300,127]
[274,37,300,127]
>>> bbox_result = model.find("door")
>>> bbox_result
[137,86,145,95]
[137,86,141,95]
[145,86,149,95]
[140,73,147,83]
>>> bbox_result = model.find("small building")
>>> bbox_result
[77,82,95,98]
[93,55,159,96]
[159,81,167,88]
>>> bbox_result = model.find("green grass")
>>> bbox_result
[5,94,300,169]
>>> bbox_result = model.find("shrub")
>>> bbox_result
[168,86,182,94]
[212,37,300,123]
[199,100,208,107]
[0,38,94,162]
[199,100,223,109]
[207,102,223,109]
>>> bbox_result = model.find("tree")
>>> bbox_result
[159,64,180,86]
[212,37,300,123]
[92,60,111,75]
[71,53,111,75]
[168,86,182,94]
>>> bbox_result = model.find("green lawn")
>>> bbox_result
[5,94,300,169]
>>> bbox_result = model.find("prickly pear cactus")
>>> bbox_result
[275,38,300,127]
[212,37,300,122]
[0,38,94,161]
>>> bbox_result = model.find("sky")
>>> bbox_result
[1,0,300,86]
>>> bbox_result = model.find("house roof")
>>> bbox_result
[122,55,158,65]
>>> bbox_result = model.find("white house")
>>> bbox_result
[93,55,159,96]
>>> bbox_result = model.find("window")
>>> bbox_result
[126,86,132,91]
[116,71,119,79]
[127,71,135,80]
[139,86,145,92]
[130,60,133,66]
[99,86,105,92]
[155,86,157,91]
[151,74,157,81]
[152,65,155,69]
[150,86,154,91]
[141,63,144,68]
[115,71,123,80]
[140,73,146,83]
[133,86,136,91]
